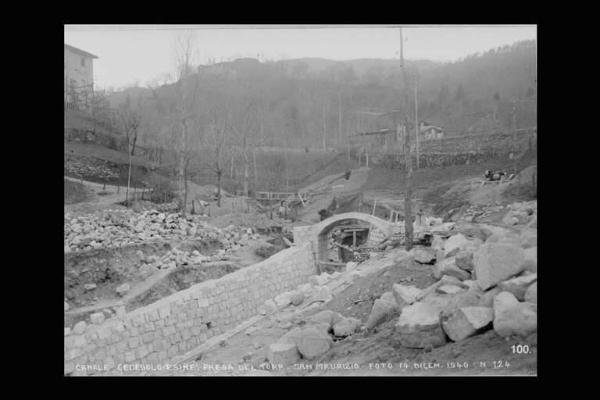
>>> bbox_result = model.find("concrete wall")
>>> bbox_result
[64,242,316,375]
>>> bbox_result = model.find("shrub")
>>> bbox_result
[146,174,177,204]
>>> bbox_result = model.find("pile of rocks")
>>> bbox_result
[253,272,359,365]
[461,204,507,223]
[65,156,119,181]
[365,217,537,348]
[64,209,260,253]
[136,241,258,273]
[501,201,537,227]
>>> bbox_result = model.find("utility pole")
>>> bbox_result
[400,27,414,250]
[415,82,420,170]
[338,89,343,149]
[512,102,517,175]
[322,101,327,151]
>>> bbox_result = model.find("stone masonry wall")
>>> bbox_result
[64,243,316,375]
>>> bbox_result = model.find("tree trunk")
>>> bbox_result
[126,144,132,205]
[182,156,189,217]
[216,169,222,207]
[178,119,187,210]
[252,145,257,189]
[243,135,249,197]
[130,132,137,156]
[322,102,327,151]
[338,89,342,148]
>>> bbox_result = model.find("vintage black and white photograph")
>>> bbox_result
[64,24,537,376]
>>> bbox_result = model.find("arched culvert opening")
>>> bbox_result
[318,219,370,265]
[312,212,396,273]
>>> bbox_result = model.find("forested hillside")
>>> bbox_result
[105,39,536,152]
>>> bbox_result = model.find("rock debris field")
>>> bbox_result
[64,209,262,253]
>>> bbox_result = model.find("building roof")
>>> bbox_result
[420,125,443,133]
[64,44,98,59]
[351,128,394,137]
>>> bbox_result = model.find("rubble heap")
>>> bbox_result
[65,156,119,181]
[64,209,259,253]
[364,200,537,348]
[210,212,287,232]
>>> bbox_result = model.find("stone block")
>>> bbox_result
[474,243,525,290]
[396,302,447,349]
[441,306,493,341]
[267,342,301,366]
[90,312,105,325]
[493,291,537,337]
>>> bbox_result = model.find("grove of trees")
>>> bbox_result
[98,38,536,210]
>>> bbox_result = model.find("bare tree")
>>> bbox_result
[230,93,259,197]
[200,102,232,207]
[118,96,141,204]
[172,31,200,216]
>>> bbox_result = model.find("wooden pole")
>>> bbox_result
[415,83,420,170]
[400,27,414,250]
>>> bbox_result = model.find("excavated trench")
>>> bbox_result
[64,232,289,327]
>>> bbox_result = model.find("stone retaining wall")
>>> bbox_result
[64,243,316,375]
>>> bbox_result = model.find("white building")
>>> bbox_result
[64,44,98,111]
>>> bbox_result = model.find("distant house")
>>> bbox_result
[419,121,445,141]
[64,44,98,112]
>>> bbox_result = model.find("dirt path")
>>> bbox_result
[64,176,146,214]
[296,167,370,224]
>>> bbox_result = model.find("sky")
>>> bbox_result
[64,25,537,91]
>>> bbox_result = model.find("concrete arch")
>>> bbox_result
[313,212,396,262]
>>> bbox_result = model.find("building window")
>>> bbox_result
[81,57,85,67]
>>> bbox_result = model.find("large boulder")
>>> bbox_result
[441,306,494,342]
[290,291,305,306]
[392,284,422,310]
[453,223,491,242]
[444,234,471,257]
[527,216,537,229]
[519,230,537,249]
[524,282,537,304]
[278,327,304,345]
[365,292,398,330]
[259,299,278,315]
[522,247,537,272]
[267,342,300,366]
[116,283,130,297]
[455,250,474,271]
[436,284,465,295]
[310,286,332,303]
[497,273,537,301]
[431,235,445,252]
[333,317,362,337]
[427,286,484,315]
[478,287,502,308]
[411,248,437,264]
[308,310,344,330]
[273,292,293,308]
[396,302,447,348]
[502,210,530,226]
[434,258,471,281]
[486,232,521,247]
[493,292,537,338]
[309,274,330,286]
[295,326,332,359]
[474,243,525,290]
